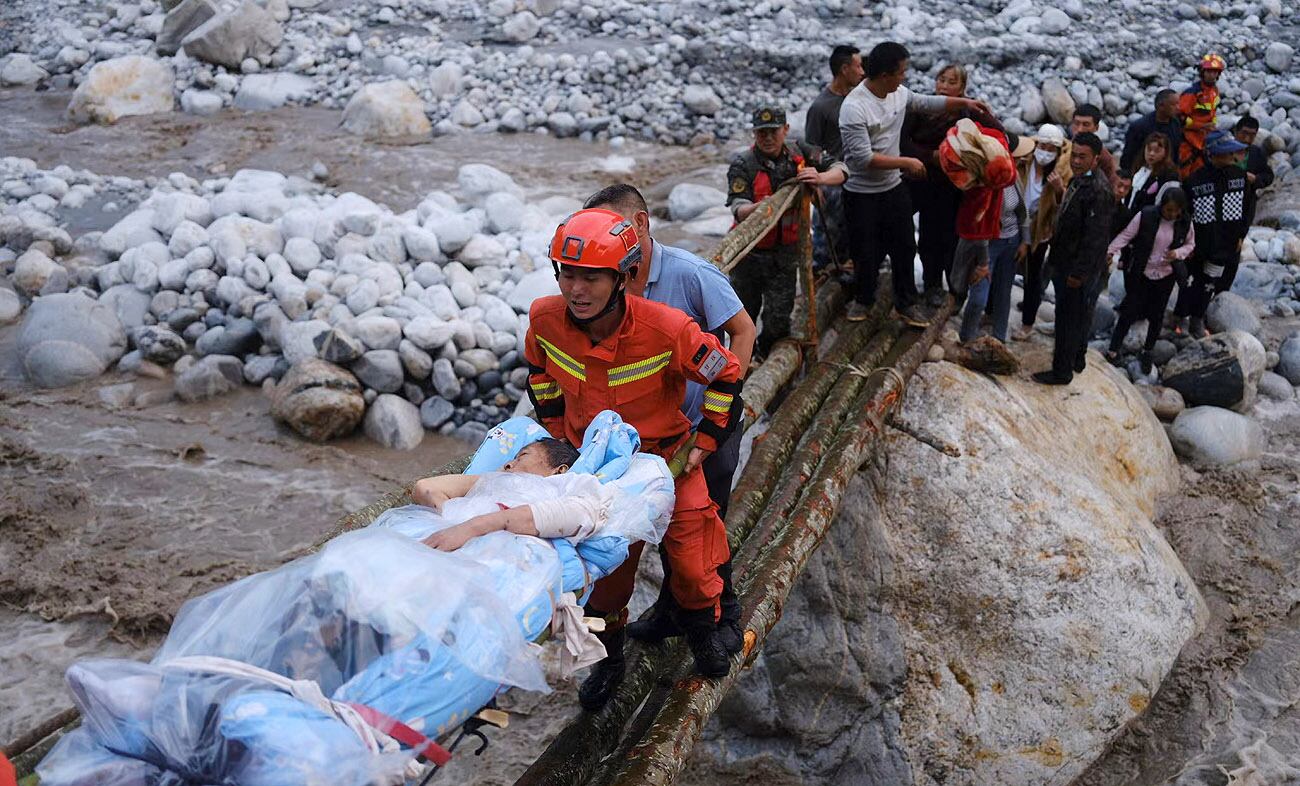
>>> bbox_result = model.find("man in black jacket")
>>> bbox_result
[1233,115,1275,227]
[1174,129,1251,337]
[1120,89,1183,172]
[1034,132,1114,385]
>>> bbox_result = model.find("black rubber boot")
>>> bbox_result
[578,627,625,712]
[715,559,743,656]
[676,608,731,679]
[626,601,683,643]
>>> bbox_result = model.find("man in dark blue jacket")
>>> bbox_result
[1033,133,1114,386]
[1233,115,1275,227]
[1120,89,1183,172]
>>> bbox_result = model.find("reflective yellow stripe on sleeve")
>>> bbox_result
[530,380,562,401]
[702,389,734,413]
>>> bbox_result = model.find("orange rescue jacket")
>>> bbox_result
[525,295,743,455]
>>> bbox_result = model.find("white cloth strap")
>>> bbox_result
[160,656,422,783]
[549,592,608,675]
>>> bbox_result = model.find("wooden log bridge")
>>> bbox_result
[6,181,956,786]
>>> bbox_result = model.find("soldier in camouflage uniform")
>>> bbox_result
[725,107,847,357]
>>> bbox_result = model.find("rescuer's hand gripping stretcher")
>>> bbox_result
[36,411,674,786]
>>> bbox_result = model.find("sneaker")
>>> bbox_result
[1012,324,1035,342]
[897,305,929,328]
[924,287,947,308]
[846,302,871,322]
[1189,317,1209,339]
[1032,370,1071,386]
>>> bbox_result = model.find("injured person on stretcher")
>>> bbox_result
[411,438,617,552]
[36,412,674,786]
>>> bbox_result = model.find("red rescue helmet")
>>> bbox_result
[1199,53,1226,72]
[548,208,641,275]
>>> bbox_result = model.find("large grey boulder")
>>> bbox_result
[456,164,522,206]
[0,289,22,325]
[233,73,315,110]
[0,54,48,86]
[1168,406,1264,467]
[1205,292,1260,335]
[67,56,175,125]
[1040,77,1076,124]
[1265,42,1295,73]
[685,361,1203,786]
[667,183,726,222]
[682,84,722,115]
[175,354,243,401]
[18,293,128,387]
[136,325,186,364]
[341,81,432,138]
[363,393,424,450]
[182,1,283,70]
[1230,261,1291,300]
[157,0,218,55]
[351,349,404,392]
[270,358,365,441]
[12,249,66,296]
[507,269,560,312]
[1276,332,1300,385]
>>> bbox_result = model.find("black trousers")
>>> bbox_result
[1174,255,1237,319]
[844,185,919,310]
[1021,242,1051,327]
[1051,275,1092,380]
[1109,274,1176,353]
[911,176,960,293]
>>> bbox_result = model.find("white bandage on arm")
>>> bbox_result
[528,486,611,540]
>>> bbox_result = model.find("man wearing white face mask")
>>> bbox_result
[1012,124,1073,341]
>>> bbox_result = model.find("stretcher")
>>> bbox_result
[35,413,675,786]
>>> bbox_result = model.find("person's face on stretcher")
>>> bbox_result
[413,441,573,553]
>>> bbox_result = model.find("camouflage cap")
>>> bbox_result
[752,106,786,130]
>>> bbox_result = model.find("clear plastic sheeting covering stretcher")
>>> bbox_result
[37,412,675,786]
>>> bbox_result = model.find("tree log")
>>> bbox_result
[709,183,803,274]
[597,303,954,786]
[725,296,890,549]
[734,319,901,560]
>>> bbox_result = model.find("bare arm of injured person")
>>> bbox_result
[422,485,608,552]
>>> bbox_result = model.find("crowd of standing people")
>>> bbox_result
[515,41,1279,706]
[727,41,1277,386]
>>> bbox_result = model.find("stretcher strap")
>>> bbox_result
[160,656,429,782]
[347,702,452,766]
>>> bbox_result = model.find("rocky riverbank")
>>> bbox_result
[1,0,1299,156]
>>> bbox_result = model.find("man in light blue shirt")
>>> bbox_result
[583,184,755,656]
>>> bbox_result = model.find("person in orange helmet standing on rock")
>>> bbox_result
[524,208,745,709]
[1178,53,1225,178]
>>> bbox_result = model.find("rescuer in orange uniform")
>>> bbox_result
[1178,53,1224,178]
[525,208,745,708]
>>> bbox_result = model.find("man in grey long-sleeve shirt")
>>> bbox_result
[838,41,989,325]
